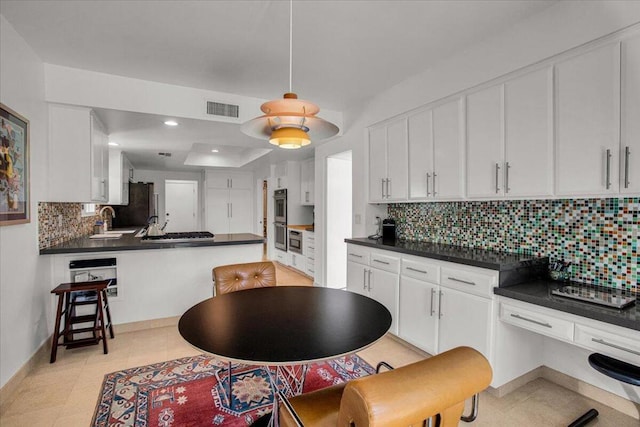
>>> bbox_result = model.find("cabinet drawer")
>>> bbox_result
[370,252,400,274]
[500,303,574,342]
[401,258,439,284]
[574,324,640,364]
[441,266,496,297]
[274,250,287,264]
[347,245,369,265]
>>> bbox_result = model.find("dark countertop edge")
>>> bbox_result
[40,237,265,255]
[494,286,639,332]
[344,238,546,271]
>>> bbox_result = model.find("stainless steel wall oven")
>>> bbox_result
[289,230,302,254]
[274,189,288,251]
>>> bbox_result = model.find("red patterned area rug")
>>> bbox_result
[92,353,374,427]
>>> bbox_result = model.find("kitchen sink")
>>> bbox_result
[90,233,123,239]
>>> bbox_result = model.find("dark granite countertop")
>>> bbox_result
[345,238,547,272]
[494,281,639,331]
[40,231,265,255]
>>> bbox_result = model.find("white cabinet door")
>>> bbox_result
[274,162,288,189]
[408,109,433,200]
[399,276,438,354]
[504,68,553,197]
[300,158,315,205]
[90,112,109,202]
[622,34,640,194]
[346,261,368,296]
[438,287,492,358]
[205,188,230,234]
[228,188,253,233]
[433,99,464,199]
[556,43,620,195]
[467,85,503,198]
[386,119,409,201]
[229,173,253,190]
[369,267,399,335]
[368,126,387,202]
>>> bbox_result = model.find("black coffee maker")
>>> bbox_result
[382,218,396,244]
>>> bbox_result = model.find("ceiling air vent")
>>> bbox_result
[207,101,239,118]
[158,152,172,157]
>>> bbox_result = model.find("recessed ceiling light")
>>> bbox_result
[164,120,178,126]
[211,149,219,153]
[108,142,119,146]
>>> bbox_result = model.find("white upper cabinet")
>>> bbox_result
[108,150,133,205]
[206,171,253,189]
[48,104,109,203]
[621,34,640,194]
[503,67,553,197]
[205,170,254,234]
[368,118,408,202]
[432,100,464,199]
[300,158,315,205]
[466,85,503,198]
[408,100,464,200]
[556,43,620,196]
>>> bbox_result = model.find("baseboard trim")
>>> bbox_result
[488,366,546,398]
[0,316,181,412]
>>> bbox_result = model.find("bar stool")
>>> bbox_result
[50,280,115,363]
[568,353,640,427]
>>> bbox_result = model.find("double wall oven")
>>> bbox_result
[274,189,287,251]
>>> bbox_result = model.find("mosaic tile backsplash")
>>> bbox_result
[388,198,639,292]
[38,202,101,249]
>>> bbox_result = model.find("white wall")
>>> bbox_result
[325,154,352,288]
[133,169,204,229]
[0,15,51,388]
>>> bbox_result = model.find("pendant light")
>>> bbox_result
[241,0,338,149]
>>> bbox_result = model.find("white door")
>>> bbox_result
[433,99,464,199]
[229,188,253,233]
[386,119,409,201]
[368,126,387,202]
[346,261,368,296]
[622,34,640,194]
[206,188,230,234]
[165,180,198,232]
[399,276,438,354]
[504,67,553,197]
[438,288,492,358]
[408,109,433,199]
[556,43,620,195]
[369,267,399,335]
[466,85,503,198]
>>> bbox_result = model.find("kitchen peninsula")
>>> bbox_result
[40,232,265,325]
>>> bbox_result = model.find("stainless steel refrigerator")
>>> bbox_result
[112,182,155,227]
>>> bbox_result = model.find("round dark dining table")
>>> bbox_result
[178,286,392,365]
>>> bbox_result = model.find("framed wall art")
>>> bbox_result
[0,103,30,225]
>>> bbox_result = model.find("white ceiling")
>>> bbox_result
[1,0,558,171]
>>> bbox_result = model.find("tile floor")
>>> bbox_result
[0,263,637,426]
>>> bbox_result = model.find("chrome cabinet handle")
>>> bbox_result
[101,180,106,198]
[363,269,368,290]
[349,253,363,258]
[368,270,372,291]
[426,173,431,197]
[624,146,630,189]
[447,277,476,286]
[495,163,501,193]
[406,266,428,274]
[591,338,640,356]
[505,162,511,193]
[430,288,436,316]
[381,178,386,199]
[373,259,390,265]
[387,178,391,198]
[230,203,232,218]
[510,313,552,328]
[605,149,612,190]
[227,203,230,218]
[230,178,233,188]
[432,172,437,196]
[438,291,443,318]
[307,246,314,250]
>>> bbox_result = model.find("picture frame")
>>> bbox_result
[0,103,30,225]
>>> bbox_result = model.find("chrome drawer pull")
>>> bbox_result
[406,266,428,274]
[510,313,552,328]
[447,277,476,286]
[605,148,612,190]
[373,259,390,265]
[624,146,630,189]
[430,288,436,316]
[591,338,640,356]
[349,253,363,258]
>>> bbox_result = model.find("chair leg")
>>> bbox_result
[50,294,64,363]
[102,289,115,339]
[460,393,479,422]
[568,409,599,427]
[375,361,394,373]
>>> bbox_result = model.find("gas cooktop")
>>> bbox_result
[141,231,215,242]
[551,285,636,309]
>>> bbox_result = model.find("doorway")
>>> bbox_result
[164,180,198,232]
[326,151,352,289]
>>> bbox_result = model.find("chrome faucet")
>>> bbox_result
[98,206,116,231]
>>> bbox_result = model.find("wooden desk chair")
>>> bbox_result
[279,346,493,427]
[212,261,277,296]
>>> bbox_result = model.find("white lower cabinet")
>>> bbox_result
[399,276,438,354]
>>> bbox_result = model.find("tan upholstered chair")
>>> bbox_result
[212,261,277,296]
[279,346,493,427]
